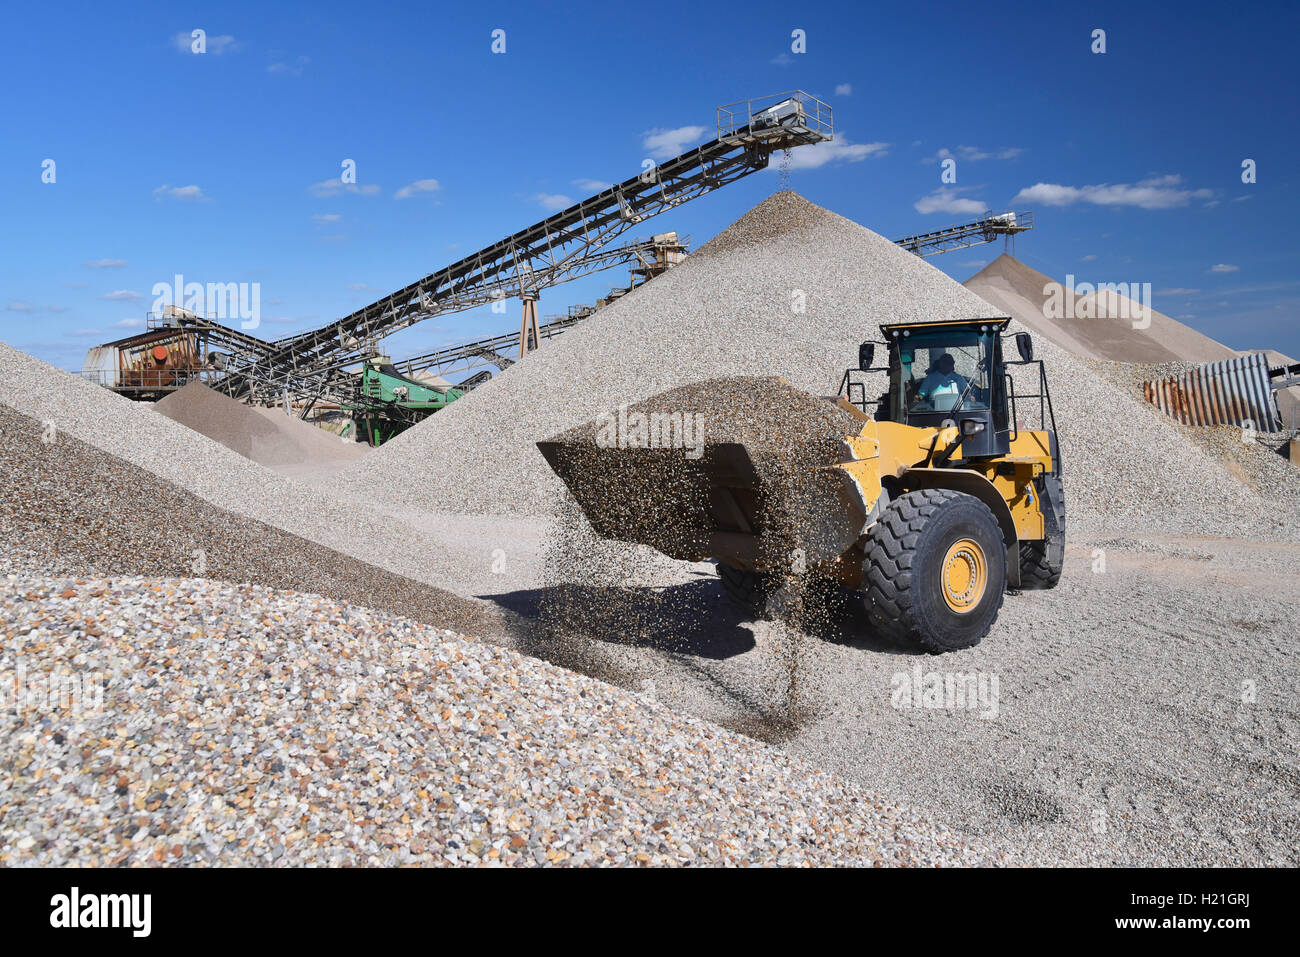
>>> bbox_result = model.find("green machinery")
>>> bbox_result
[348,358,466,446]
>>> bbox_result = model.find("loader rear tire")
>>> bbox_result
[1019,474,1064,589]
[862,489,1006,653]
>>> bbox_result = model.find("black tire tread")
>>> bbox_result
[862,488,1005,653]
[718,562,769,616]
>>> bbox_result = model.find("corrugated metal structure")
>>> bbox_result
[1143,352,1281,431]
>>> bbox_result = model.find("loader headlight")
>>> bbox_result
[961,419,986,436]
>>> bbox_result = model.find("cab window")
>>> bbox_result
[894,332,992,415]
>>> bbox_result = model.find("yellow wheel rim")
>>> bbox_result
[941,538,987,613]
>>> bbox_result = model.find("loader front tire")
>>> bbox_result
[862,489,1006,653]
[717,563,771,617]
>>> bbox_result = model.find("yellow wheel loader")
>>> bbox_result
[538,317,1064,653]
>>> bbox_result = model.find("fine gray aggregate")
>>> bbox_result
[502,517,1300,865]
[0,341,510,605]
[0,403,500,636]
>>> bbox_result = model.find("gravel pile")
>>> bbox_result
[962,253,1238,364]
[330,192,1290,540]
[1085,358,1300,511]
[517,525,1300,866]
[0,341,506,597]
[0,403,499,636]
[0,576,1006,867]
[156,382,366,470]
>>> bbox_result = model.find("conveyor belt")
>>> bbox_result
[210,92,832,401]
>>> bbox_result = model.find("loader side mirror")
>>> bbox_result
[1015,332,1034,363]
[858,342,875,372]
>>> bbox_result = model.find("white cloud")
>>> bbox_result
[312,213,341,224]
[153,184,208,201]
[267,56,310,76]
[962,145,1023,161]
[1081,254,1098,262]
[102,290,143,301]
[770,53,792,67]
[7,301,68,313]
[1155,287,1200,296]
[914,187,988,216]
[784,133,890,170]
[172,32,238,55]
[533,193,573,211]
[835,83,852,96]
[642,125,707,160]
[394,178,441,200]
[571,177,612,192]
[83,258,127,269]
[1209,263,1239,274]
[1011,175,1212,210]
[925,146,1024,164]
[309,178,381,198]
[112,318,145,330]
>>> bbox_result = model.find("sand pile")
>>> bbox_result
[963,254,1236,364]
[329,192,1293,539]
[964,254,1299,425]
[156,382,366,471]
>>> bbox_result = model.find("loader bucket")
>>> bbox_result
[536,432,871,574]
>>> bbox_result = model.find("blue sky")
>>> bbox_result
[3,0,1298,374]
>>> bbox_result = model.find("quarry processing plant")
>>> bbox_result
[78,92,835,437]
[78,92,1042,445]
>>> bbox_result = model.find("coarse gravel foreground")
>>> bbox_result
[0,576,1007,867]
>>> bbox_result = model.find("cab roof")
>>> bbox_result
[879,317,1011,337]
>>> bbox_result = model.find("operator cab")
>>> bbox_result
[855,317,1036,460]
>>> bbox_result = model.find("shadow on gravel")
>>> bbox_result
[481,578,756,659]
[792,584,929,656]
[484,572,929,744]
[485,576,924,657]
